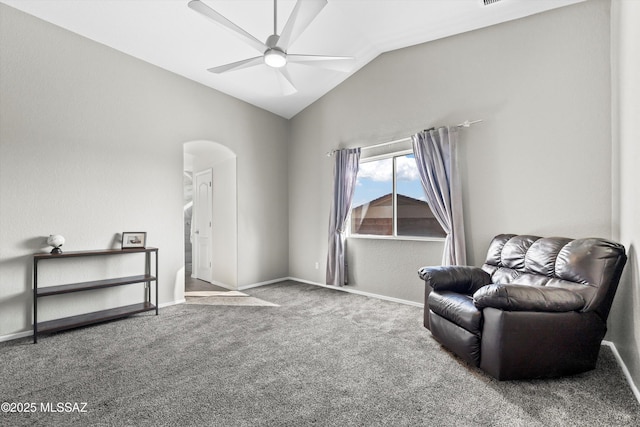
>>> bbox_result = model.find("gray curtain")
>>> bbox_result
[326,148,361,286]
[411,127,466,266]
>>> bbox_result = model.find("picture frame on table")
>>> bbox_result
[122,232,146,249]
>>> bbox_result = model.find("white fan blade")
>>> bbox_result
[208,56,264,74]
[288,54,354,72]
[188,0,267,53]
[275,68,297,96]
[277,0,327,50]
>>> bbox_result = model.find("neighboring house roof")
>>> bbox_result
[353,193,428,210]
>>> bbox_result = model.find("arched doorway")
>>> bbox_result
[184,140,238,290]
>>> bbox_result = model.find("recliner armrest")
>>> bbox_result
[473,284,585,312]
[418,266,491,294]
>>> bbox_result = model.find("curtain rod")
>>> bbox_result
[326,119,482,157]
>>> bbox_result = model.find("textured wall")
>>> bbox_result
[288,0,612,304]
[0,4,289,337]
[609,0,640,397]
[210,157,238,289]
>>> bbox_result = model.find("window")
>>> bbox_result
[349,151,446,239]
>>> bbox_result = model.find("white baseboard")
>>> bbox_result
[0,330,33,343]
[210,280,234,291]
[160,299,185,307]
[601,340,640,404]
[238,277,291,291]
[287,276,425,308]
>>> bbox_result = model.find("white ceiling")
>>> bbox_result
[2,0,584,119]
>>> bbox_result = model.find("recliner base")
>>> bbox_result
[427,308,607,380]
[429,311,481,367]
[479,308,606,380]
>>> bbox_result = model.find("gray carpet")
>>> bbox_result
[1,281,638,426]
[185,294,279,306]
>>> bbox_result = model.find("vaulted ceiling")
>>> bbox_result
[2,0,584,118]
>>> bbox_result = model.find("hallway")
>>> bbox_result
[185,276,228,292]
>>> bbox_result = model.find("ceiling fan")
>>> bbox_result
[188,0,353,94]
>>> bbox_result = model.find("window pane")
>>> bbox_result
[395,154,446,238]
[351,158,393,235]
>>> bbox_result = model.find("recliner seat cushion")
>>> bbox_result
[429,291,482,334]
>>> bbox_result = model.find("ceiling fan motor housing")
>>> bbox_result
[266,34,280,48]
[263,33,287,68]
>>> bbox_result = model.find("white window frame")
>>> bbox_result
[348,149,446,242]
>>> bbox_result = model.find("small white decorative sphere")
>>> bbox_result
[47,234,65,248]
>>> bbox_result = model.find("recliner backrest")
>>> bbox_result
[481,234,627,320]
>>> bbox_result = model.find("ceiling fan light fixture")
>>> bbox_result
[264,48,287,68]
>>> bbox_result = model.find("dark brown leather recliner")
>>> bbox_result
[418,234,627,380]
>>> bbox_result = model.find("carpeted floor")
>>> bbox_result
[1,281,639,426]
[185,292,279,307]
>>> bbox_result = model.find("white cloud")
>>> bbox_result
[357,159,392,182]
[357,156,419,182]
[396,156,420,181]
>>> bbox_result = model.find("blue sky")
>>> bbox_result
[352,154,426,207]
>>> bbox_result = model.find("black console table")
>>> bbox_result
[33,247,158,343]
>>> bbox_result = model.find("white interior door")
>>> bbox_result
[194,168,213,282]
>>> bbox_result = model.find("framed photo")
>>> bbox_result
[122,232,146,249]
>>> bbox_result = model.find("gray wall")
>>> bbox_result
[289,0,612,304]
[610,0,640,395]
[0,4,289,337]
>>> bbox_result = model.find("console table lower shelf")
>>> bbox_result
[36,302,156,335]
